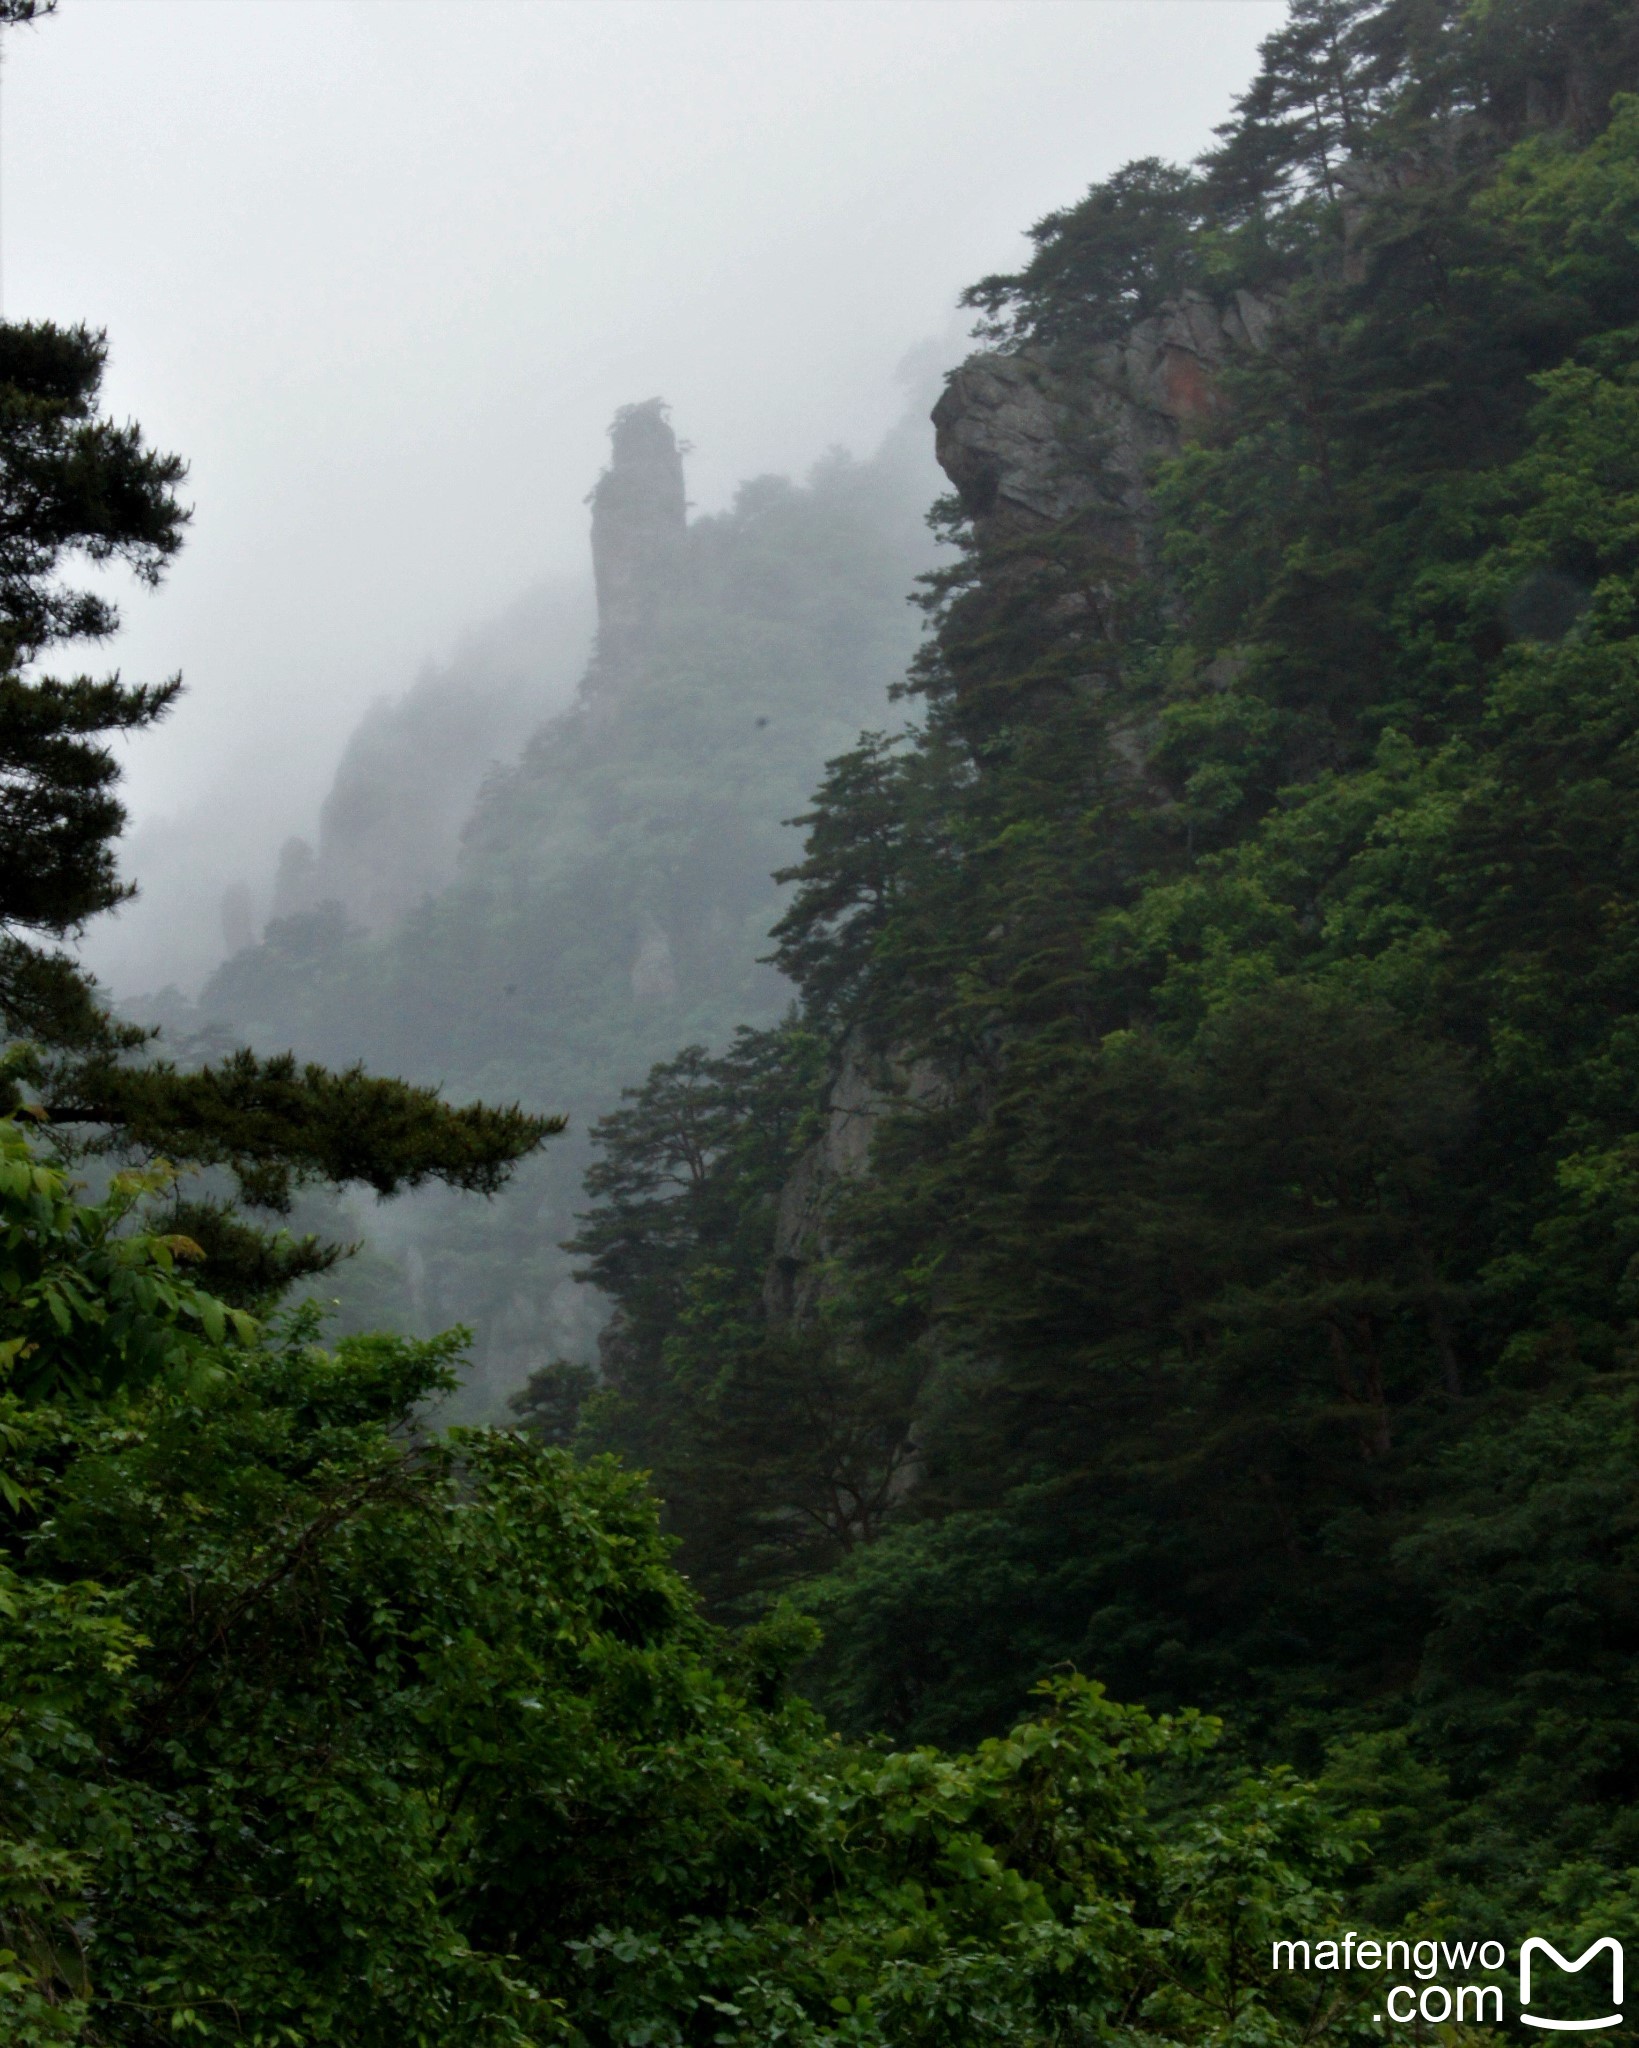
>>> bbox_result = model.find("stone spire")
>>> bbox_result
[587,399,686,671]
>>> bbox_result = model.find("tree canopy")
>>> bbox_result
[0,1121,1363,2046]
[13,0,1639,2031]
[570,0,1639,1950]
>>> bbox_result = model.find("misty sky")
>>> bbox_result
[9,0,1281,993]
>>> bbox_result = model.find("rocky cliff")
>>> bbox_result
[931,289,1271,551]
[764,288,1274,1316]
[584,398,689,719]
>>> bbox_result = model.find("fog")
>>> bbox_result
[0,0,1279,992]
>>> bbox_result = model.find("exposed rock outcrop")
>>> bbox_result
[586,398,687,696]
[932,289,1272,560]
[764,1046,901,1323]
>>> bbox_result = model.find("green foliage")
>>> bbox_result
[0,1120,252,1414]
[508,1358,598,1444]
[568,1024,927,1605]
[963,160,1209,350]
[0,1124,1365,2047]
[63,1048,562,1213]
[576,3,1639,1954]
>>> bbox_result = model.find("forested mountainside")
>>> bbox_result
[17,2,1639,2038]
[568,0,1639,1939]
[262,578,593,942]
[170,396,942,1397]
[123,578,591,1044]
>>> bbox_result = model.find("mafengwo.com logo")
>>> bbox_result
[1271,1933,1624,2030]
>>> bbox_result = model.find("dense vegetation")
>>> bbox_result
[0,1128,1364,2044]
[15,0,1639,2032]
[569,0,1639,1947]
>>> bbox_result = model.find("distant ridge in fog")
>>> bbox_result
[140,379,946,1410]
[266,578,595,940]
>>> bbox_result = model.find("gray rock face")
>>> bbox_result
[764,1037,945,1324]
[763,1049,889,1322]
[932,289,1273,560]
[588,399,687,679]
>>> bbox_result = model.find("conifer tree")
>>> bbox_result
[0,318,557,1298]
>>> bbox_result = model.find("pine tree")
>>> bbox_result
[0,321,557,1298]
